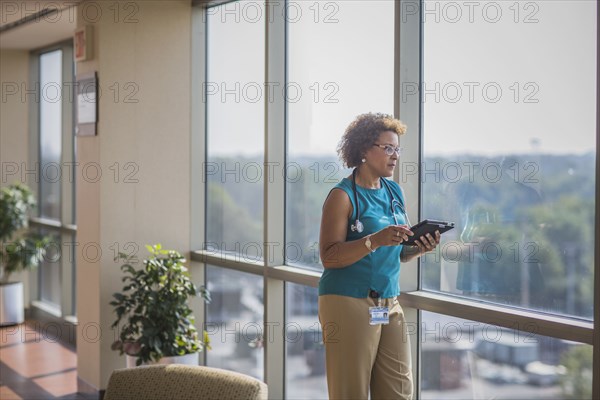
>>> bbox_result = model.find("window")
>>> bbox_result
[38,50,63,308]
[421,311,592,399]
[416,1,596,398]
[196,1,598,397]
[39,50,63,221]
[203,1,267,380]
[205,266,264,380]
[205,1,265,261]
[34,43,76,316]
[286,0,395,270]
[285,283,326,398]
[420,0,596,319]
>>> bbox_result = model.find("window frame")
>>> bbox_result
[192,1,599,398]
[28,40,77,319]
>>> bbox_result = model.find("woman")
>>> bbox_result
[319,113,440,399]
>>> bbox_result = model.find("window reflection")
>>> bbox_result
[421,0,596,318]
[205,2,265,260]
[205,266,264,380]
[286,1,394,270]
[39,50,62,221]
[39,229,61,307]
[421,311,592,399]
[285,283,327,399]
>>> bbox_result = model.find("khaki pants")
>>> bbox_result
[318,294,413,400]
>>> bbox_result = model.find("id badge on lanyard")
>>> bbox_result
[369,299,390,325]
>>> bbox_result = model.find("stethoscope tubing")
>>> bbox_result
[350,168,410,233]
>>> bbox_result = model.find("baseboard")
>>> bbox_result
[78,376,102,399]
[25,304,77,348]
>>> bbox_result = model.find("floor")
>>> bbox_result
[0,323,95,400]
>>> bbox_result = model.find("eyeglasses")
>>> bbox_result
[373,144,403,156]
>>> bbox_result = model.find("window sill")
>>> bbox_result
[398,290,593,344]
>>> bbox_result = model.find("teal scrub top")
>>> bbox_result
[318,177,407,298]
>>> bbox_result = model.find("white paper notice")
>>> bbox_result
[78,92,96,124]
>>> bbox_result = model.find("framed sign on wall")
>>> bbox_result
[76,72,98,136]
[74,25,93,62]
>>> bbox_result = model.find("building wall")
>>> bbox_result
[74,0,192,389]
[0,49,32,305]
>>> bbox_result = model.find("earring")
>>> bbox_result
[361,158,366,163]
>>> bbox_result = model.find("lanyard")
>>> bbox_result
[351,168,410,232]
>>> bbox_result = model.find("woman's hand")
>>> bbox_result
[371,225,414,249]
[401,230,441,262]
[414,230,441,254]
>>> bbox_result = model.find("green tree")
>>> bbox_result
[526,196,594,318]
[206,183,262,250]
[560,345,592,400]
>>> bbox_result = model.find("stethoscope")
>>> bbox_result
[350,168,411,233]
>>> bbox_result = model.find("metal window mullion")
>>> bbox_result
[593,0,599,397]
[264,1,286,397]
[397,0,422,294]
[397,0,423,397]
[28,50,40,305]
[192,250,322,286]
[60,232,73,317]
[192,0,237,8]
[60,43,74,317]
[191,4,208,366]
[60,44,74,227]
[192,250,265,276]
[399,290,594,344]
[266,266,320,288]
[29,217,76,234]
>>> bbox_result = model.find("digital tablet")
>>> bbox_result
[403,219,455,246]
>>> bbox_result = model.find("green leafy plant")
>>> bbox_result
[110,244,211,366]
[560,345,592,399]
[0,183,49,284]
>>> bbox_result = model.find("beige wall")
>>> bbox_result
[75,0,193,390]
[0,49,32,304]
[0,50,29,172]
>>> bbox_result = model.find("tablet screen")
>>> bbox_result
[404,219,455,246]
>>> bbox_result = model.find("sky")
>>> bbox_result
[206,0,596,158]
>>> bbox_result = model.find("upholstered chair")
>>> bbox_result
[104,364,268,400]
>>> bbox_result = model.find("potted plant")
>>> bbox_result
[0,183,49,326]
[110,244,211,367]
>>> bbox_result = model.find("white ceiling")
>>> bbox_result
[0,0,79,50]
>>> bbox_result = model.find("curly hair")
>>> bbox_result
[337,113,407,168]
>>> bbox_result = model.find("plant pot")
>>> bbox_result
[0,282,24,326]
[126,352,199,368]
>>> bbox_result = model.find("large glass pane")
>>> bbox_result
[421,311,592,399]
[286,1,395,270]
[39,228,61,308]
[205,2,265,261]
[39,50,62,220]
[205,266,264,380]
[285,283,327,399]
[421,1,596,318]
